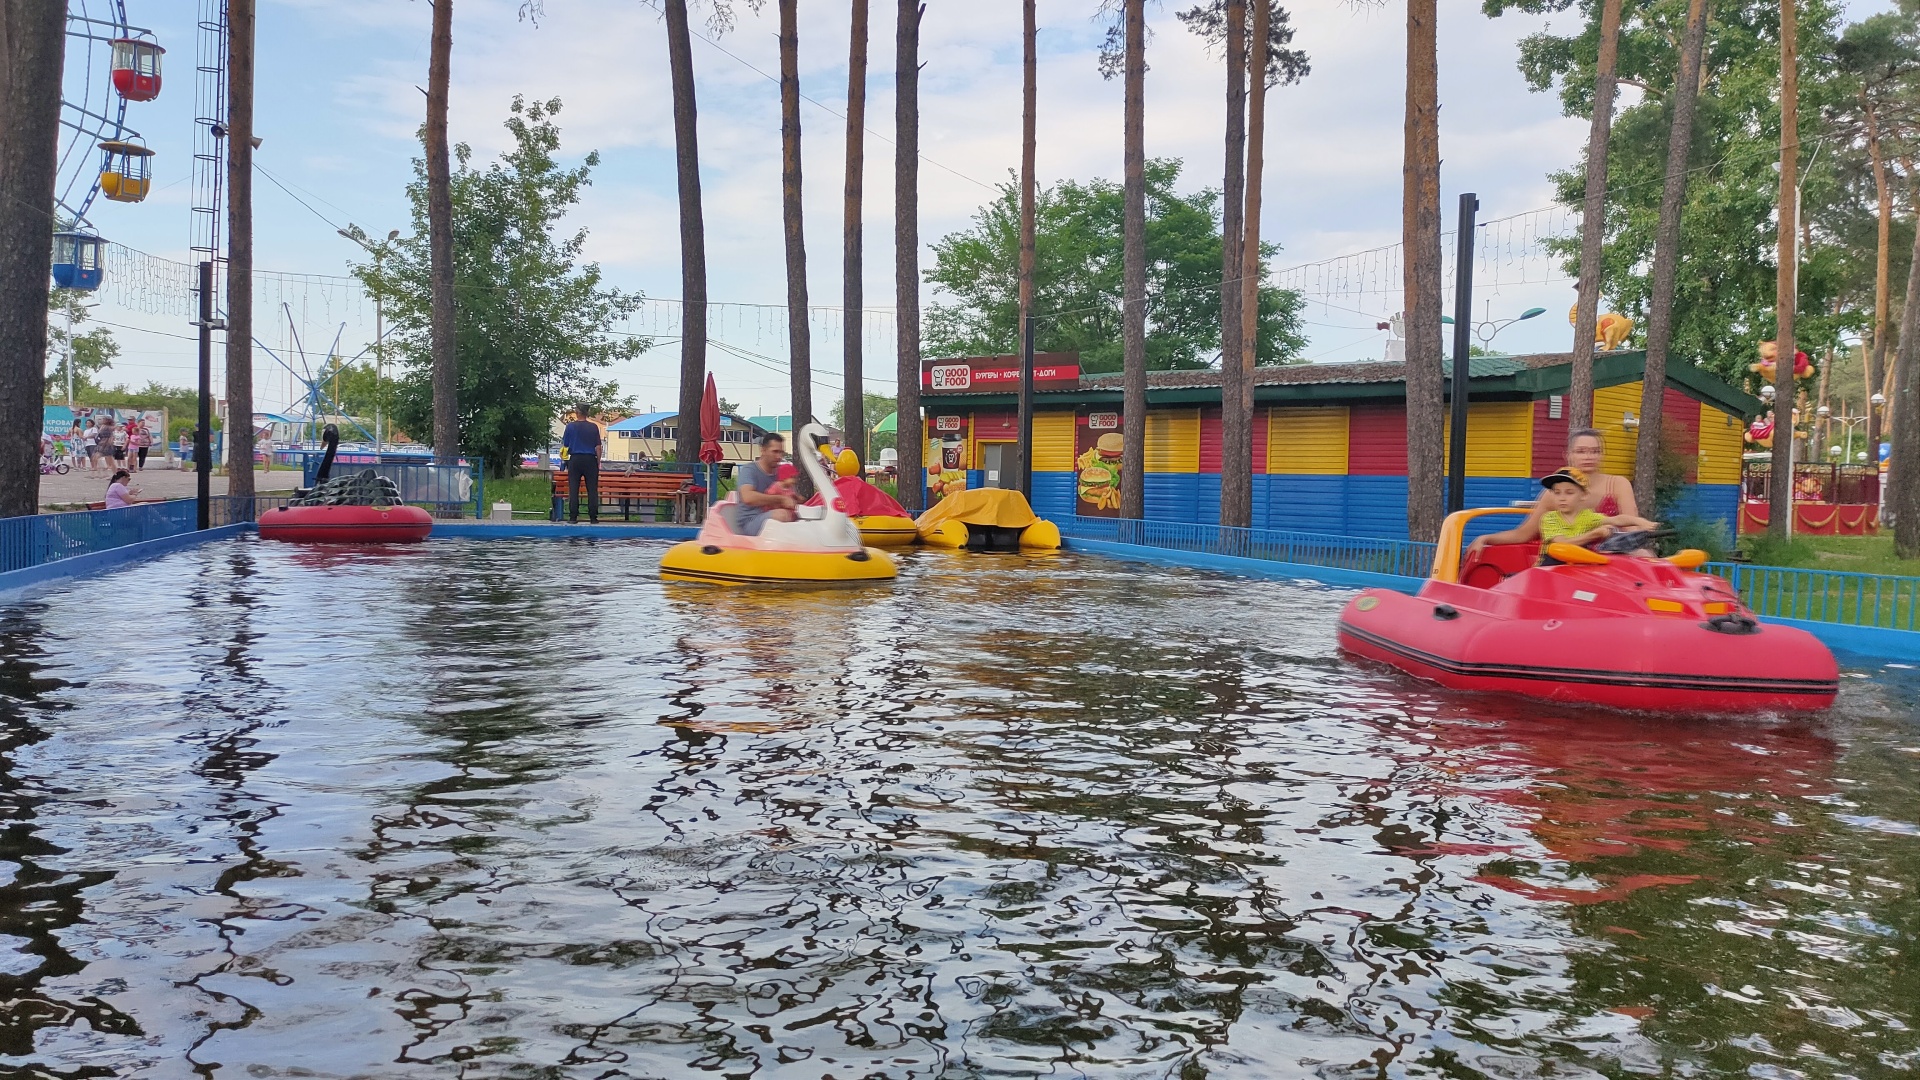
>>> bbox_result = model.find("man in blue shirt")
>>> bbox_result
[561,404,603,524]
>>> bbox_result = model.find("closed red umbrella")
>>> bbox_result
[698,374,724,464]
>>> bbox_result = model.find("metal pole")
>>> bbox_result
[196,260,213,529]
[1017,316,1035,497]
[1447,193,1478,515]
[373,258,385,456]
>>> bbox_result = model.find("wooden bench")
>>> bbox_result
[550,471,698,522]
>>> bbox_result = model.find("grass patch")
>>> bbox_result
[486,474,555,516]
[1738,533,1920,578]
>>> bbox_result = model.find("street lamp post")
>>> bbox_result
[1441,303,1548,352]
[339,224,400,454]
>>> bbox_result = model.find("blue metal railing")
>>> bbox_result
[1702,562,1920,631]
[1058,516,1438,580]
[0,500,200,574]
[300,458,483,518]
[1055,515,1920,632]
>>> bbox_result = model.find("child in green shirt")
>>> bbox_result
[1538,469,1611,548]
[1536,468,1658,560]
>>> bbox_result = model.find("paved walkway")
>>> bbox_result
[41,464,302,509]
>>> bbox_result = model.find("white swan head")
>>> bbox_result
[794,422,844,517]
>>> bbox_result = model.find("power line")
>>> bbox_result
[635,0,997,193]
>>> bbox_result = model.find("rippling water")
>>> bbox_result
[0,536,1915,1079]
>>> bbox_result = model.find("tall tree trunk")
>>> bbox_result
[1228,0,1267,531]
[426,0,458,465]
[895,0,924,514]
[779,0,812,427]
[1892,183,1920,557]
[0,0,63,517]
[1769,0,1799,537]
[665,0,708,470]
[226,0,257,500]
[1403,0,1444,543]
[1568,0,1624,428]
[843,0,868,459]
[1219,0,1252,528]
[1866,98,1891,453]
[1632,0,1707,511]
[1120,0,1148,521]
[1017,0,1036,489]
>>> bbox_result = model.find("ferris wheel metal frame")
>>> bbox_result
[60,0,153,231]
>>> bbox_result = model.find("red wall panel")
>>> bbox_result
[1199,407,1222,472]
[1252,407,1270,474]
[1662,386,1700,481]
[1532,397,1570,477]
[972,412,1018,440]
[1348,403,1408,475]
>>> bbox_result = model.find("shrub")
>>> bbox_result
[1740,531,1818,568]
[1660,516,1733,561]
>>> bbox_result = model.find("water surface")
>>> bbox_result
[0,536,1915,1079]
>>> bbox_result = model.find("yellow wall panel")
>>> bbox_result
[1033,411,1076,472]
[1440,401,1534,477]
[1145,408,1200,473]
[1589,381,1644,476]
[1697,402,1745,485]
[1267,407,1349,474]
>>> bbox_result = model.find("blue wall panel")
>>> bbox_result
[1196,473,1221,525]
[1251,474,1273,529]
[1145,474,1201,522]
[1458,477,1540,541]
[1666,482,1740,539]
[1266,475,1350,534]
[1345,475,1411,539]
[1032,472,1076,521]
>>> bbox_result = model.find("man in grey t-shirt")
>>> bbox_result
[733,433,799,535]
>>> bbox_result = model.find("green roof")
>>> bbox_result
[917,350,1760,420]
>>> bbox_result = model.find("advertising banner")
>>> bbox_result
[44,406,169,458]
[920,353,1081,394]
[927,418,970,503]
[1073,410,1125,516]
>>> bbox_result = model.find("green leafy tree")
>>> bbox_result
[354,96,644,477]
[830,391,895,453]
[309,355,395,431]
[924,159,1307,373]
[44,289,119,401]
[1509,0,1855,386]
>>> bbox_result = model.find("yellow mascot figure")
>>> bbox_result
[1567,306,1634,350]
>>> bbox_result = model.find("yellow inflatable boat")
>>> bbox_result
[660,424,898,585]
[914,488,1062,552]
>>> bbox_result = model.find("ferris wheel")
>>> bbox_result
[53,0,163,291]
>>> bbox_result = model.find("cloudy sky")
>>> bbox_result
[65,0,1878,419]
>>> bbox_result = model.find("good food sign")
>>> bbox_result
[920,353,1081,394]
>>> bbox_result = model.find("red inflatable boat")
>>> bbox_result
[257,504,434,544]
[1337,509,1838,714]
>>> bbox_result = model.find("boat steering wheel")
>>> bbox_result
[1592,527,1673,555]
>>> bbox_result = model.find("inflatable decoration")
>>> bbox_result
[1745,411,1775,450]
[1752,340,1815,383]
[1567,306,1635,350]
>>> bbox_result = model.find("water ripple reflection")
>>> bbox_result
[0,536,1911,1078]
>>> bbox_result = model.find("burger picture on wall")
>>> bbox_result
[1075,431,1125,513]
